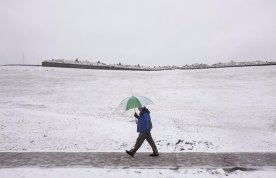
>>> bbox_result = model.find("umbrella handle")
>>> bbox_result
[133,108,138,124]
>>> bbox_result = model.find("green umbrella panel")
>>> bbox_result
[126,96,143,110]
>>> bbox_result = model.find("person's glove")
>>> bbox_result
[134,112,139,118]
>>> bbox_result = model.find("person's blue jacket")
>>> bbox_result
[135,107,152,134]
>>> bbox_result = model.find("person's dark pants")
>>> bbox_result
[130,133,158,154]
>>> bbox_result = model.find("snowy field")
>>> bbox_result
[0,65,276,152]
[1,66,276,177]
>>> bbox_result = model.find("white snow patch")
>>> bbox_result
[0,168,276,178]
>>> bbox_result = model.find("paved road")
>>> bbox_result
[0,152,275,170]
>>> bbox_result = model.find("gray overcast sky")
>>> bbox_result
[0,0,276,66]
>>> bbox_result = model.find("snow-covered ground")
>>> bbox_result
[0,65,276,152]
[1,168,276,178]
[1,66,276,177]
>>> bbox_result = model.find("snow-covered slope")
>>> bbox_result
[0,66,275,152]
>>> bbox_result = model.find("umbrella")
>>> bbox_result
[118,95,153,111]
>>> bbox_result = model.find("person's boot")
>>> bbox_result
[126,150,134,156]
[149,153,159,157]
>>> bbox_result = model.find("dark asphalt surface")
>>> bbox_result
[0,152,275,169]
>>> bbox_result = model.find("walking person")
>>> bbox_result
[126,106,159,156]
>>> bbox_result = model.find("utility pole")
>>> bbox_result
[23,55,25,65]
